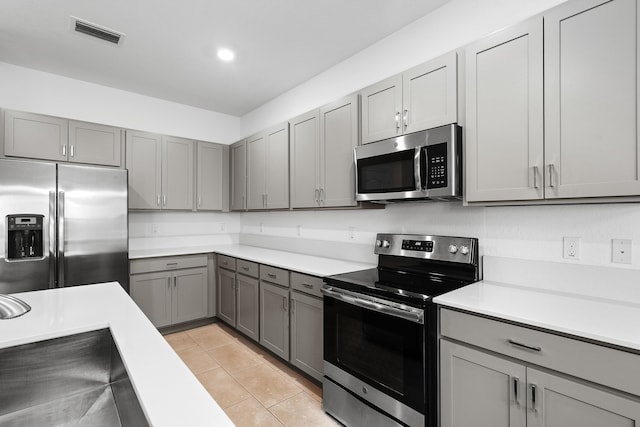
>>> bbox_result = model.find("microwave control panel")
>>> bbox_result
[424,143,448,189]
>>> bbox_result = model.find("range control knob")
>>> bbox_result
[448,244,458,254]
[382,240,391,248]
[460,245,470,255]
[376,239,382,248]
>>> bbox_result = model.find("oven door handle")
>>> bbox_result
[322,287,424,324]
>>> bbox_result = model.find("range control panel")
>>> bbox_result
[401,240,434,252]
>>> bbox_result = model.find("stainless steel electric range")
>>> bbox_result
[322,233,479,427]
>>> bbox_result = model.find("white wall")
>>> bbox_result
[0,61,242,144]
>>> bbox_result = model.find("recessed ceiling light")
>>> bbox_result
[217,48,235,62]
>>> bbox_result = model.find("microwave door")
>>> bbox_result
[355,147,423,201]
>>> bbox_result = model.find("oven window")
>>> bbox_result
[324,297,424,410]
[357,149,416,194]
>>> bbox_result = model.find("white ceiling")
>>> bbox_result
[0,0,449,116]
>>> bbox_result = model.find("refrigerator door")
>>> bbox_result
[57,164,129,291]
[0,159,56,293]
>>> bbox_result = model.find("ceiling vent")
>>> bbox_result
[71,17,124,45]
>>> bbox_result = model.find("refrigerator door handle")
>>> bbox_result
[58,191,65,287]
[49,191,56,288]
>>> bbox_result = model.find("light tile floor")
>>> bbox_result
[164,322,340,427]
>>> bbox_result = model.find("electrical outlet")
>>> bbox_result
[296,225,301,237]
[151,224,159,235]
[563,237,580,260]
[612,239,632,264]
[348,226,355,240]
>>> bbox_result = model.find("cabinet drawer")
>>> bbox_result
[291,272,323,298]
[237,259,259,278]
[217,254,236,271]
[440,308,640,396]
[260,265,289,288]
[130,254,208,275]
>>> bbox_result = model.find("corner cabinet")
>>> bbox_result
[289,94,359,208]
[196,141,228,211]
[126,131,194,210]
[130,255,209,328]
[4,110,122,167]
[440,308,640,427]
[360,51,457,144]
[466,0,640,203]
[247,123,289,210]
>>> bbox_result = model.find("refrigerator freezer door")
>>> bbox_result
[0,159,56,293]
[57,164,129,291]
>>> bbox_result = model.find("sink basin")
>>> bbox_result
[0,328,149,427]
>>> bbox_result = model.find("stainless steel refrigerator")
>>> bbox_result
[0,158,128,294]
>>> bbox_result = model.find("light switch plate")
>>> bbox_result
[612,239,632,264]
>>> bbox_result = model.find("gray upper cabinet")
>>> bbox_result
[162,136,194,210]
[126,130,162,209]
[247,123,289,210]
[360,52,458,144]
[290,110,320,208]
[320,94,359,207]
[467,0,640,203]
[361,74,403,144]
[196,142,228,211]
[465,18,544,202]
[4,110,122,167]
[230,139,247,211]
[289,94,359,208]
[544,0,640,199]
[126,131,194,210]
[68,120,122,167]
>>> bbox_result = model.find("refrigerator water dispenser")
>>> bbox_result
[6,215,44,260]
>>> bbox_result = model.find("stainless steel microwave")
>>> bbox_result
[355,124,462,203]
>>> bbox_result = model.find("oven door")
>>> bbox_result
[322,286,426,422]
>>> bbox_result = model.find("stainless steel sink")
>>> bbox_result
[0,328,149,426]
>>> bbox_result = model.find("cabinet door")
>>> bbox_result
[290,110,320,208]
[260,281,289,360]
[236,273,259,342]
[360,74,403,144]
[4,110,68,161]
[403,51,457,134]
[246,133,266,210]
[230,140,247,211]
[290,291,323,381]
[320,94,359,207]
[440,340,526,427]
[162,136,194,210]
[527,368,640,427]
[68,120,122,167]
[465,18,544,202]
[265,123,290,209]
[130,271,172,328]
[217,267,236,326]
[172,267,208,324]
[126,130,162,209]
[196,142,225,211]
[544,0,640,199]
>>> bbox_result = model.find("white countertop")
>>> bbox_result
[434,258,640,352]
[130,244,374,277]
[1,283,233,427]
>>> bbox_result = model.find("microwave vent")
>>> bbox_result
[72,17,124,45]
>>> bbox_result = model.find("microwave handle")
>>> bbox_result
[415,147,423,191]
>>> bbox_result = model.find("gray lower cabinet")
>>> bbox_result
[217,262,237,326]
[289,272,323,381]
[130,255,209,328]
[440,308,640,427]
[260,273,290,361]
[236,260,259,342]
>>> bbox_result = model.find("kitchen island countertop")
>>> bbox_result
[0,282,233,427]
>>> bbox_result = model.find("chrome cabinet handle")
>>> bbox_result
[157,195,161,207]
[174,277,177,287]
[533,165,539,189]
[291,299,295,315]
[198,195,202,207]
[319,188,325,204]
[267,273,277,279]
[162,195,167,206]
[395,112,400,131]
[548,164,555,188]
[508,339,542,352]
[512,377,520,405]
[403,109,408,130]
[302,283,314,289]
[242,266,250,271]
[314,189,320,204]
[283,297,288,312]
[530,384,538,412]
[70,145,75,157]
[167,277,171,289]
[62,145,67,157]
